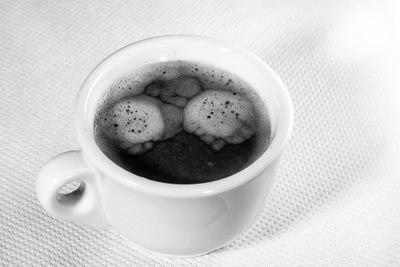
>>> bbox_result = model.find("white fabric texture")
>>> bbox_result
[1,0,400,266]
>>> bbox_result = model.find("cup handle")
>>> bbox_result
[36,150,108,229]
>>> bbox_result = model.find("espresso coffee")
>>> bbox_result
[94,61,271,184]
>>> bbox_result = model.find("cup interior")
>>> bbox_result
[74,35,293,196]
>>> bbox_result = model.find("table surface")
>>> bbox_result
[1,0,400,266]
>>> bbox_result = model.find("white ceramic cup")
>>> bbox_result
[36,35,293,257]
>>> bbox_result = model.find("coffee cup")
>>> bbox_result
[36,35,293,256]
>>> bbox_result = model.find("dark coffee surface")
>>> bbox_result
[94,61,270,184]
[118,131,257,184]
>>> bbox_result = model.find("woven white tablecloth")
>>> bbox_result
[1,0,400,266]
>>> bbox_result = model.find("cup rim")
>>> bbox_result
[74,35,293,197]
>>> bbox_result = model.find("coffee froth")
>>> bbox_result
[94,61,271,184]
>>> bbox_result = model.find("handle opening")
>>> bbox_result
[56,180,86,206]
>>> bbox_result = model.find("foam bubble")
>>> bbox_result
[144,76,202,108]
[126,141,154,155]
[160,103,184,140]
[101,95,165,147]
[183,90,255,150]
[170,76,202,99]
[160,95,187,108]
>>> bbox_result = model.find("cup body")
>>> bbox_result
[99,156,279,256]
